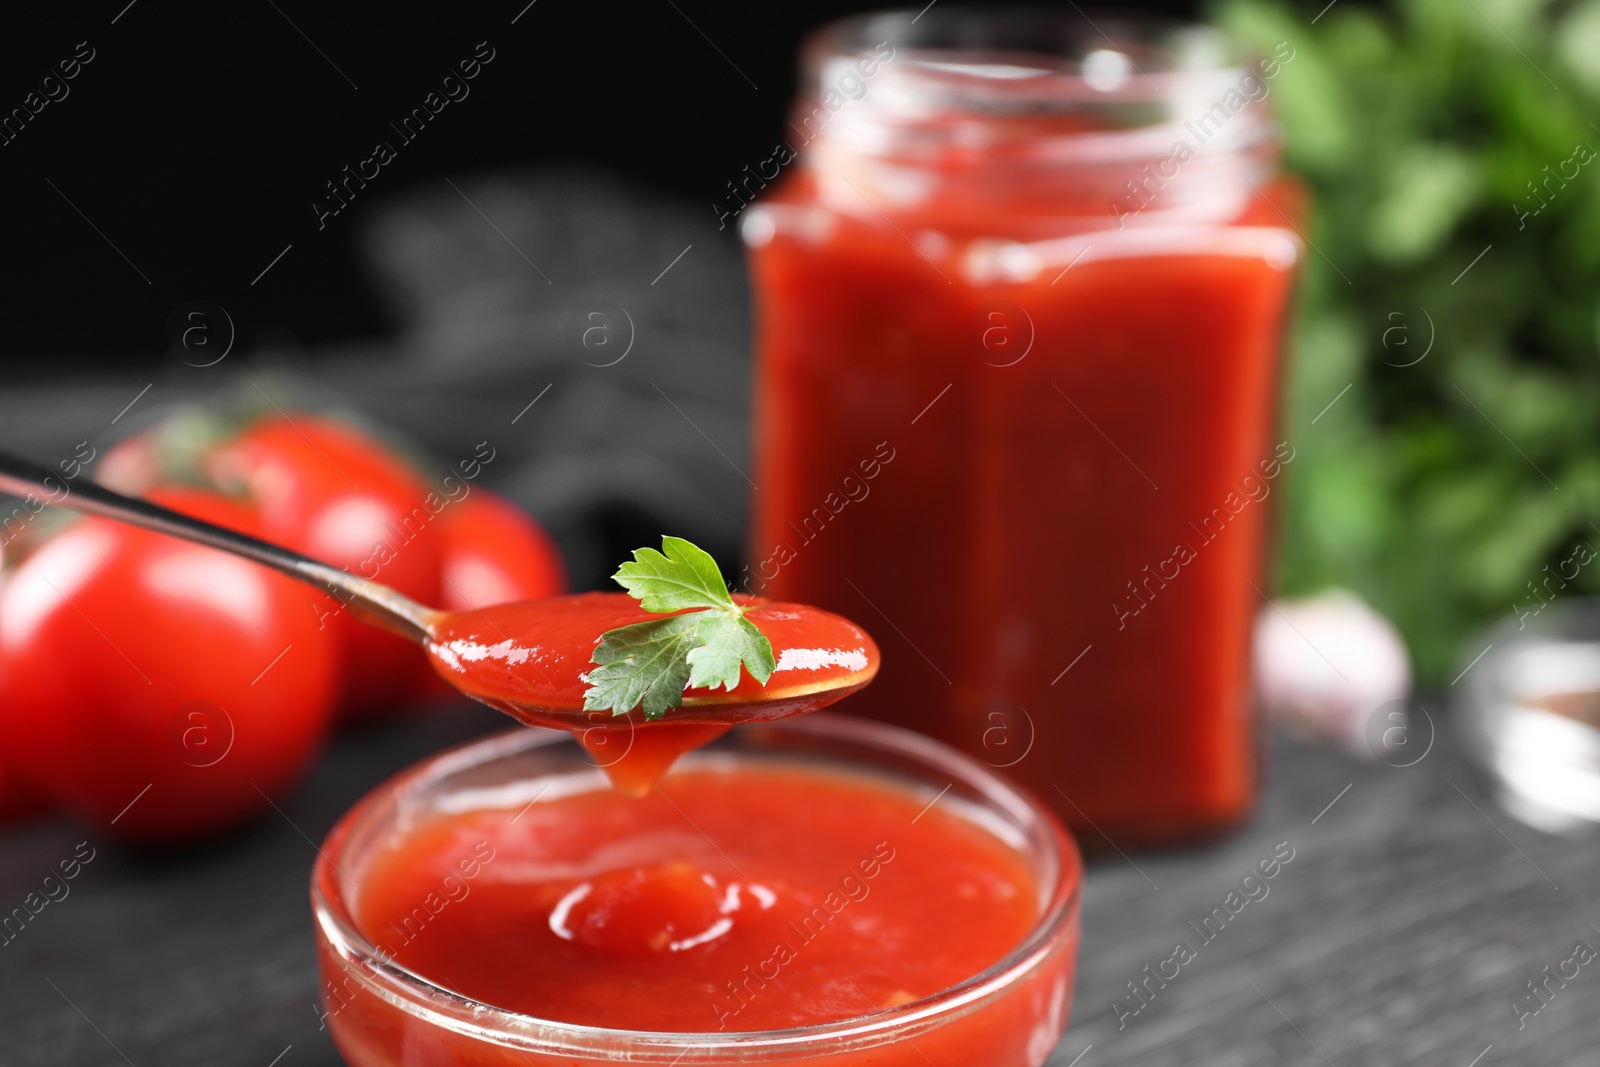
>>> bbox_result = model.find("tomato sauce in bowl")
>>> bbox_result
[312,716,1080,1066]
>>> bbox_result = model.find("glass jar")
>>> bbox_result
[743,9,1302,847]
[311,715,1081,1065]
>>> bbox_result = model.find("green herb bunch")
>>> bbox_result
[1217,0,1600,678]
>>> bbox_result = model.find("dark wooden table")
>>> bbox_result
[1,703,1591,1066]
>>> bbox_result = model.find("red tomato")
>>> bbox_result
[436,488,566,611]
[410,487,567,705]
[0,489,339,843]
[210,415,442,722]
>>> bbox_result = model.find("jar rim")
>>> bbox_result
[311,714,1081,1058]
[803,6,1268,124]
[786,7,1283,229]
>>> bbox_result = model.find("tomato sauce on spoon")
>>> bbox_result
[424,592,880,793]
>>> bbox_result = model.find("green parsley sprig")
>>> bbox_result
[582,537,776,720]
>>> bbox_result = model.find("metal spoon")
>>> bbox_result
[0,449,878,729]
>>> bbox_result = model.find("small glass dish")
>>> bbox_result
[1456,597,1600,832]
[311,714,1082,1066]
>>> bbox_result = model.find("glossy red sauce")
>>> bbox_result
[347,765,1042,1034]
[424,592,878,792]
[747,169,1301,846]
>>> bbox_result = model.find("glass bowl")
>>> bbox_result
[311,713,1081,1065]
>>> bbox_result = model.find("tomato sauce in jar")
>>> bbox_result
[743,12,1302,846]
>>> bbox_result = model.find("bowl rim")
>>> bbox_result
[311,713,1082,1057]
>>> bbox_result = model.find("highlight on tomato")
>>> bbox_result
[436,486,567,613]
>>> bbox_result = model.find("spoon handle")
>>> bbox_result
[0,449,440,643]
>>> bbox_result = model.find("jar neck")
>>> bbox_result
[793,11,1283,237]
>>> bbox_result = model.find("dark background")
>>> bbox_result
[0,0,1214,372]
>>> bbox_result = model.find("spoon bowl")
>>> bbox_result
[426,591,879,731]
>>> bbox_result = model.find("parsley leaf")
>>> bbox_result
[583,537,776,719]
[612,535,735,613]
[582,615,700,721]
[687,614,776,693]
